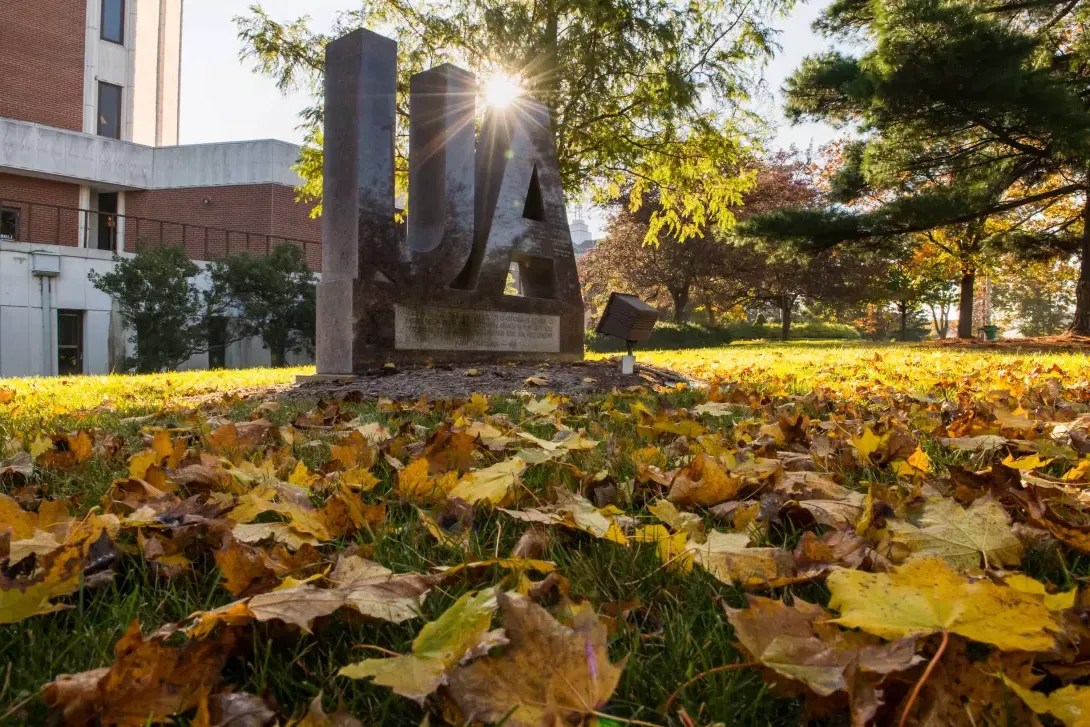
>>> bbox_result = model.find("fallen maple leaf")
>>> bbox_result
[827,557,1063,651]
[43,620,234,726]
[286,694,363,727]
[724,595,921,712]
[668,453,743,507]
[339,588,501,702]
[887,496,1023,569]
[1003,675,1090,727]
[447,592,625,727]
[448,457,527,504]
[688,530,796,589]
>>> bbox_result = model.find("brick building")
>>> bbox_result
[0,0,321,377]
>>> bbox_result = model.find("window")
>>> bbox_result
[57,310,84,376]
[0,206,19,240]
[98,82,122,139]
[208,317,228,369]
[101,0,125,44]
[96,192,118,251]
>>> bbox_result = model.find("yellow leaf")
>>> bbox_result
[1003,675,1090,727]
[151,430,182,468]
[524,395,560,416]
[891,446,932,478]
[448,457,526,505]
[339,589,499,702]
[852,426,886,463]
[465,368,480,377]
[29,434,52,459]
[524,376,548,386]
[1003,453,1055,471]
[648,499,704,539]
[632,525,693,572]
[688,530,796,589]
[288,461,317,488]
[340,467,381,491]
[668,454,742,507]
[0,548,83,624]
[887,497,1023,569]
[1003,574,1077,611]
[0,493,36,539]
[855,485,874,536]
[127,449,160,481]
[827,557,1061,651]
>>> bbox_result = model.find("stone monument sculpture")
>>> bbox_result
[315,28,585,374]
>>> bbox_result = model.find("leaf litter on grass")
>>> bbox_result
[9,347,1090,724]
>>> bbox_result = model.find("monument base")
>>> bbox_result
[316,277,584,374]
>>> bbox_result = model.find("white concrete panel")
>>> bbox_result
[132,0,162,146]
[84,310,112,374]
[97,40,130,89]
[159,0,183,146]
[0,119,303,190]
[56,257,90,309]
[0,250,32,307]
[85,259,117,311]
[0,306,35,378]
[151,141,304,188]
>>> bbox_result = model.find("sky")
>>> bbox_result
[178,0,843,235]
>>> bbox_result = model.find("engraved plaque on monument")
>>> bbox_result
[315,28,585,373]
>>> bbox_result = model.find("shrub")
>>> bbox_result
[585,320,859,352]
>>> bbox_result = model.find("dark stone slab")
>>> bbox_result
[315,28,584,373]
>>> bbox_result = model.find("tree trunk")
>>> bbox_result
[703,292,718,327]
[270,343,286,368]
[1071,185,1090,335]
[781,294,792,341]
[957,269,975,339]
[670,288,690,323]
[898,302,908,341]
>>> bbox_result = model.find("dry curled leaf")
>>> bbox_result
[447,592,625,727]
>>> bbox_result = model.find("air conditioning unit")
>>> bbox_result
[31,253,60,277]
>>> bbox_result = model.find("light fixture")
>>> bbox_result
[595,292,660,374]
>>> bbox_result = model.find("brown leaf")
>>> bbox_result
[43,620,235,726]
[286,695,362,727]
[724,596,921,723]
[198,692,277,727]
[447,593,625,727]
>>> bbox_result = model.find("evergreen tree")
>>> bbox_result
[743,0,1090,334]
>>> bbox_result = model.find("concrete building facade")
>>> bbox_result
[0,0,321,378]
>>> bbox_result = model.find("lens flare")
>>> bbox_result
[483,72,523,108]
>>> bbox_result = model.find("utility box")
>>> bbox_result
[596,292,659,344]
[31,253,60,277]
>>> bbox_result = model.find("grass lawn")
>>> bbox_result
[3,342,1090,726]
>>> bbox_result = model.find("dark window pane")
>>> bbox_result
[102,0,124,43]
[57,311,84,376]
[0,207,19,240]
[208,317,228,369]
[98,82,122,139]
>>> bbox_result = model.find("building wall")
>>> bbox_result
[126,185,322,269]
[0,240,314,378]
[0,174,82,248]
[0,0,87,132]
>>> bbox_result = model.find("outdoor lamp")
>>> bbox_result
[596,292,660,374]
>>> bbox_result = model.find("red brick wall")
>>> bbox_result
[0,1,86,131]
[0,173,82,247]
[125,185,322,271]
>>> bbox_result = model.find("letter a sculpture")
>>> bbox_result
[316,28,585,374]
